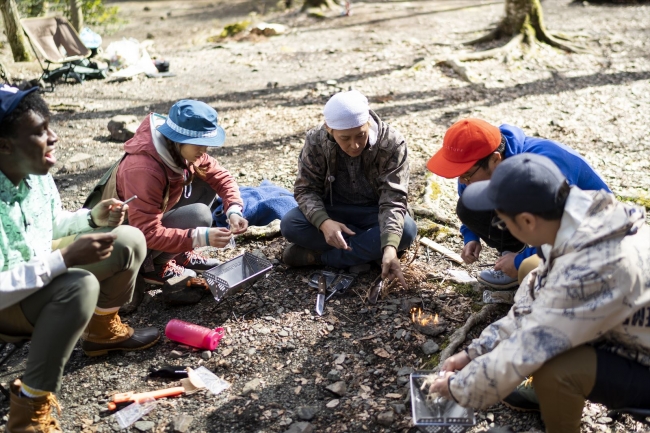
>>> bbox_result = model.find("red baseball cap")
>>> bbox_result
[426,118,502,178]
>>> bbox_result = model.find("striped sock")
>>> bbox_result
[94,306,120,315]
[20,383,48,398]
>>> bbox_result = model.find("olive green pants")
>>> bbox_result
[0,225,145,392]
[517,254,541,285]
[534,344,650,433]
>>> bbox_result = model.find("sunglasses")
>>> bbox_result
[491,215,507,231]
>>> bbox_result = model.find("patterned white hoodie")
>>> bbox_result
[449,187,650,409]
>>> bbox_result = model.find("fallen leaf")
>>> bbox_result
[385,393,402,399]
[342,332,352,338]
[222,348,233,357]
[250,393,259,400]
[326,399,340,408]
[373,348,390,358]
[294,386,302,395]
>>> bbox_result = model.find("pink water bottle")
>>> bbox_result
[165,319,224,350]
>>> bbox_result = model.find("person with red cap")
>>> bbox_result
[426,118,610,289]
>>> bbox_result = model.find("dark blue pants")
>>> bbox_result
[280,204,417,268]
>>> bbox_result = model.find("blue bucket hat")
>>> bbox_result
[157,99,226,147]
[0,85,39,124]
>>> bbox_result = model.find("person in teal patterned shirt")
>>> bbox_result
[0,86,160,432]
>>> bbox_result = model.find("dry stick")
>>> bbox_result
[405,242,419,268]
[436,303,500,369]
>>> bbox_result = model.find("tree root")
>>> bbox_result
[464,27,502,46]
[412,206,459,228]
[537,30,592,54]
[436,303,500,369]
[455,33,525,62]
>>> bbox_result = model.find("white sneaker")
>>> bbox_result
[478,269,518,290]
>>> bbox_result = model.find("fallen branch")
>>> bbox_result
[412,206,459,229]
[359,330,385,341]
[238,219,281,240]
[437,303,499,368]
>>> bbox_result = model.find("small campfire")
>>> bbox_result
[410,307,446,337]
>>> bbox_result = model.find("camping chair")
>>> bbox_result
[0,334,29,399]
[21,16,106,89]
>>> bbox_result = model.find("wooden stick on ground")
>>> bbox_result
[437,303,499,368]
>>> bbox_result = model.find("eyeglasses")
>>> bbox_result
[491,216,507,231]
[461,165,481,183]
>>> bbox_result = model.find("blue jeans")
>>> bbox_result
[280,204,417,268]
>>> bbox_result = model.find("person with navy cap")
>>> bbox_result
[0,85,159,432]
[427,153,650,433]
[105,100,247,287]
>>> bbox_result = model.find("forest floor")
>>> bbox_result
[1,0,650,432]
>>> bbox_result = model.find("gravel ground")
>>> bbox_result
[1,0,650,431]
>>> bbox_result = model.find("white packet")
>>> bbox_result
[114,398,156,429]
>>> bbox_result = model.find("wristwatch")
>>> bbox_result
[87,212,99,228]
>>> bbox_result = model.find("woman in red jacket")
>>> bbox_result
[116,100,247,285]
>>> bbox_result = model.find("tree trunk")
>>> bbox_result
[302,0,337,11]
[0,0,33,62]
[70,0,83,32]
[497,0,548,42]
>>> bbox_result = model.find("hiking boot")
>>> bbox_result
[6,379,62,433]
[478,269,518,290]
[282,243,322,267]
[174,250,220,273]
[80,311,160,357]
[502,378,539,412]
[141,260,196,286]
[162,275,207,306]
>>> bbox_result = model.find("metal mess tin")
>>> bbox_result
[203,252,273,303]
[410,371,476,433]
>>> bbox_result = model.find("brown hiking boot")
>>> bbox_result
[6,379,62,433]
[80,311,160,357]
[282,243,322,267]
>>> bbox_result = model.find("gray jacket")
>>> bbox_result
[293,111,409,249]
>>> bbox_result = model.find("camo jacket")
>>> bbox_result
[293,111,409,249]
[449,188,650,409]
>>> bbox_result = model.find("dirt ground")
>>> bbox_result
[1,0,650,432]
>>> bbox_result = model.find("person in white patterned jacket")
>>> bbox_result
[428,153,650,433]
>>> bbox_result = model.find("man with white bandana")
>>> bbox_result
[281,90,416,286]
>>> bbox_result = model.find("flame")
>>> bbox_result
[410,307,439,326]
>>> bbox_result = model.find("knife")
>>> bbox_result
[325,279,346,301]
[315,274,326,316]
[368,276,383,305]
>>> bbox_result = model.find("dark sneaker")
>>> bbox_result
[142,260,196,285]
[162,275,207,305]
[502,378,539,412]
[478,269,519,290]
[175,250,220,273]
[80,312,160,357]
[282,243,322,267]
